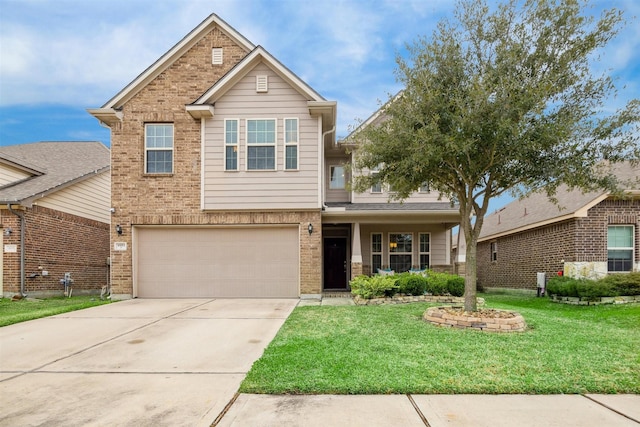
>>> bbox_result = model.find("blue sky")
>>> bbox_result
[1,0,638,211]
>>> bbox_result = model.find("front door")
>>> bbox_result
[323,237,348,290]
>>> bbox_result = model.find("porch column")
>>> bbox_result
[351,222,363,278]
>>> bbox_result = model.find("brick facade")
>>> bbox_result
[107,26,326,297]
[1,206,109,296]
[476,198,640,289]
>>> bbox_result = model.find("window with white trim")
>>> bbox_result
[371,233,382,273]
[419,182,430,193]
[419,233,430,269]
[608,225,634,272]
[330,166,345,189]
[389,233,412,273]
[246,119,276,170]
[224,119,239,171]
[284,118,298,170]
[370,171,382,193]
[490,241,498,262]
[145,123,173,174]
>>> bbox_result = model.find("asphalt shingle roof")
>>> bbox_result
[0,142,110,205]
[479,162,640,241]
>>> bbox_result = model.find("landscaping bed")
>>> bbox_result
[424,306,526,332]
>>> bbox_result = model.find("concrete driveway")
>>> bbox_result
[0,298,298,427]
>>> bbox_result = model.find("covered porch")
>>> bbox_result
[321,203,460,292]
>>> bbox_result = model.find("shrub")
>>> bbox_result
[349,275,398,299]
[447,276,465,297]
[547,273,640,299]
[395,273,427,295]
[425,271,450,296]
[601,273,640,296]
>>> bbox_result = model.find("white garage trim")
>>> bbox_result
[133,225,300,298]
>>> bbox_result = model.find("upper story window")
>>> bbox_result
[370,171,382,193]
[608,225,634,272]
[224,119,239,171]
[330,166,345,189]
[145,123,173,174]
[284,118,298,170]
[419,182,430,193]
[246,119,276,170]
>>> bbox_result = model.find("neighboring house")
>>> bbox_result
[475,162,640,290]
[0,142,111,297]
[89,14,459,299]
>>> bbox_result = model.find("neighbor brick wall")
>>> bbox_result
[476,197,640,290]
[1,206,109,295]
[477,219,576,289]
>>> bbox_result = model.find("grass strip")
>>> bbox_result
[241,295,640,394]
[0,296,112,327]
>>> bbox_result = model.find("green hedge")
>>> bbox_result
[547,273,640,300]
[350,271,465,299]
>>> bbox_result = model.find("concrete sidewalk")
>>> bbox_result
[216,393,640,426]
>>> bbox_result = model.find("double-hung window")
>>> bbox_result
[224,119,239,171]
[371,233,382,273]
[284,118,298,170]
[490,242,498,262]
[608,225,634,272]
[246,119,276,170]
[419,233,430,269]
[370,171,382,193]
[389,233,412,273]
[145,124,173,174]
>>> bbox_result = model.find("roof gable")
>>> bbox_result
[191,46,325,104]
[0,142,110,206]
[187,45,336,133]
[101,14,254,110]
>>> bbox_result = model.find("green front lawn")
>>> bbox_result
[241,295,640,394]
[0,296,112,327]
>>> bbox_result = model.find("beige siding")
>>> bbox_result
[202,62,320,210]
[359,224,449,269]
[325,155,350,203]
[0,164,32,186]
[35,172,111,224]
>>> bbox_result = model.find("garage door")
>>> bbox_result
[135,226,299,298]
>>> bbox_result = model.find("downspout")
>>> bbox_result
[321,126,336,209]
[7,204,26,297]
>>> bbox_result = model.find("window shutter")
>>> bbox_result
[256,75,268,92]
[212,48,223,65]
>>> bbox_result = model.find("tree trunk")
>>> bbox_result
[464,236,477,312]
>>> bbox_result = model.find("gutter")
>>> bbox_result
[321,125,336,210]
[7,204,26,297]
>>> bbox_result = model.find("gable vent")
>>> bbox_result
[256,75,268,93]
[212,48,223,65]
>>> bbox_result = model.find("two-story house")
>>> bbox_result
[89,14,459,299]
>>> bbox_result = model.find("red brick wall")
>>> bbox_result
[476,197,640,290]
[2,206,109,295]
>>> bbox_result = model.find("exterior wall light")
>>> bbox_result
[115,224,123,235]
[308,223,313,235]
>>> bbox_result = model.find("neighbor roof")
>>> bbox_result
[478,162,640,242]
[0,142,110,206]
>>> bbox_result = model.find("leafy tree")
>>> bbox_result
[350,0,639,311]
